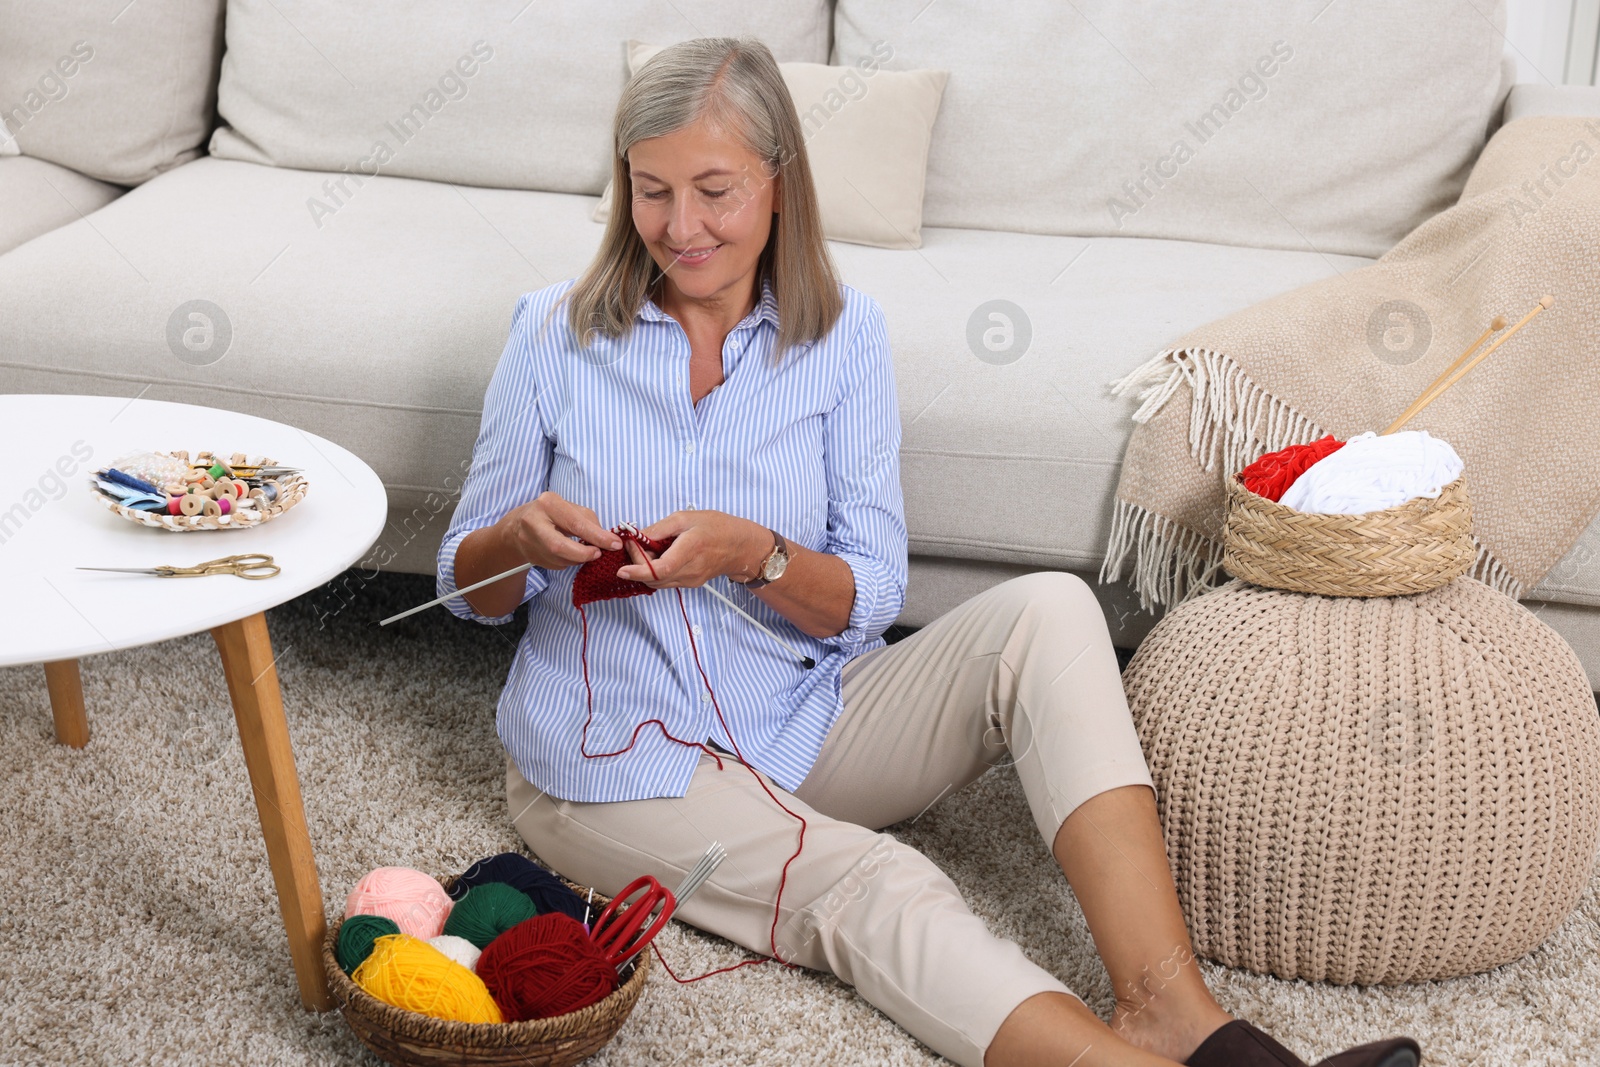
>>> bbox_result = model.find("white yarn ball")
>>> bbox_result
[427,934,481,971]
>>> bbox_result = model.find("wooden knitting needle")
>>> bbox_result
[1383,314,1506,435]
[1381,295,1553,435]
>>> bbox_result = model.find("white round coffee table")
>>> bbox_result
[0,394,388,1011]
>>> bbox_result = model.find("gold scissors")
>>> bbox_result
[77,553,281,579]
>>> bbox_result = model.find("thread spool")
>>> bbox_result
[217,497,231,515]
[442,882,539,950]
[353,934,504,1024]
[475,913,618,1021]
[451,852,589,924]
[337,914,400,975]
[344,866,454,940]
[179,492,205,517]
[167,496,183,516]
[201,498,222,518]
[261,482,280,505]
[211,479,239,502]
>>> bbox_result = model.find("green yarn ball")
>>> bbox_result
[337,914,400,975]
[442,882,540,950]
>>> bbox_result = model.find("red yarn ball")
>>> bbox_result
[476,913,618,1021]
[1236,435,1346,502]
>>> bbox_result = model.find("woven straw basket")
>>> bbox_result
[1221,471,1475,597]
[324,875,650,1067]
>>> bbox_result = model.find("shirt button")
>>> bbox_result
[691,623,703,636]
[684,441,696,454]
[700,690,712,703]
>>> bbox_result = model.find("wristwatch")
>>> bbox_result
[738,528,789,589]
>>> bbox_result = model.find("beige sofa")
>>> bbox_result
[4,0,1600,684]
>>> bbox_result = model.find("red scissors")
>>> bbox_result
[590,875,677,969]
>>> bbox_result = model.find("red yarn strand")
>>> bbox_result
[571,527,807,981]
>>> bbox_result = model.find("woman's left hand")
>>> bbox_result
[615,509,766,588]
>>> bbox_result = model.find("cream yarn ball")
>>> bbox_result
[427,934,482,972]
[1125,576,1600,984]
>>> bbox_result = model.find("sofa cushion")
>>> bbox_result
[208,0,831,195]
[4,155,1597,614]
[0,156,123,255]
[0,0,226,184]
[833,0,1510,258]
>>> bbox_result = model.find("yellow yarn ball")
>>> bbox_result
[353,934,504,1024]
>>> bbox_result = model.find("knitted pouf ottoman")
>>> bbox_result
[1124,575,1600,984]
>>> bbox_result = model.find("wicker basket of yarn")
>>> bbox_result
[1125,576,1600,984]
[1221,470,1475,597]
[323,874,651,1067]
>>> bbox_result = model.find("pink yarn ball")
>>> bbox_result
[344,866,453,940]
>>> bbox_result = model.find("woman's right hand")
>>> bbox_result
[497,490,623,570]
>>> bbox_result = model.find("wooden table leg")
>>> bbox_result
[44,659,90,748]
[213,611,332,1012]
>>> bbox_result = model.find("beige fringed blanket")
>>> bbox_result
[1101,115,1600,612]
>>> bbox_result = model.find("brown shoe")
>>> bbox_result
[1314,1039,1421,1067]
[1185,1020,1309,1066]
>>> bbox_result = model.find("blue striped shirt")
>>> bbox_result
[436,276,907,803]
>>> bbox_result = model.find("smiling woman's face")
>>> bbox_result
[628,117,779,311]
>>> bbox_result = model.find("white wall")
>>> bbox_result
[1506,0,1600,83]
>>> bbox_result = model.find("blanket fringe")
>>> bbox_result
[1106,347,1528,610]
[1109,346,1333,478]
[1099,495,1231,613]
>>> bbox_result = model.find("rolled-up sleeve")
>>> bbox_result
[436,293,555,625]
[820,302,907,652]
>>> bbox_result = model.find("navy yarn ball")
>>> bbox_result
[451,852,589,924]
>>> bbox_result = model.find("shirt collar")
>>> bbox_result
[639,275,779,332]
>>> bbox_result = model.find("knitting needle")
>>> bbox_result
[378,554,818,669]
[1382,314,1506,435]
[1381,295,1553,435]
[378,561,533,626]
[704,581,816,669]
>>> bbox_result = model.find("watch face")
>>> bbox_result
[765,548,789,580]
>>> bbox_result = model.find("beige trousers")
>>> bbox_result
[506,571,1156,1067]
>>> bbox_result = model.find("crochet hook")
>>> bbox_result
[1382,295,1553,434]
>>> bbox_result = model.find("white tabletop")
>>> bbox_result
[0,394,389,667]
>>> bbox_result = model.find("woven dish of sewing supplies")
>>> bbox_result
[323,874,650,1067]
[88,449,307,531]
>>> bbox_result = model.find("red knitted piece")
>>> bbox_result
[571,527,677,607]
[1237,435,1346,502]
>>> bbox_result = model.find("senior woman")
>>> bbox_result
[436,37,1420,1067]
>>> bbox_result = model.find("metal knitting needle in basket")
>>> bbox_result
[590,842,725,973]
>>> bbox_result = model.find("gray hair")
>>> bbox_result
[551,36,842,366]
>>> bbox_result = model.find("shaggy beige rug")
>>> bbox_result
[3,570,1598,1067]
